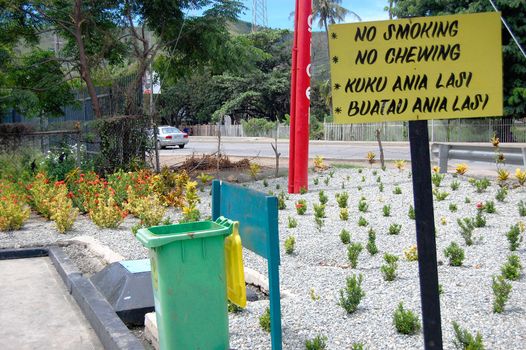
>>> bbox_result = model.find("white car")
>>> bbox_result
[155,126,189,149]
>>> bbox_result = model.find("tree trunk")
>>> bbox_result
[375,129,385,169]
[73,0,102,119]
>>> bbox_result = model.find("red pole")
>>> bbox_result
[292,0,311,193]
[288,0,300,194]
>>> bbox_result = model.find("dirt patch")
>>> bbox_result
[61,243,107,277]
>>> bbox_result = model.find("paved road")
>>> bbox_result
[160,137,412,161]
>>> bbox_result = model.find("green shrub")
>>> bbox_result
[313,203,326,219]
[449,203,458,212]
[336,191,349,208]
[393,186,402,194]
[340,229,351,244]
[366,228,378,255]
[228,301,243,313]
[444,242,465,266]
[296,199,307,215]
[340,208,349,221]
[452,322,484,350]
[278,191,287,210]
[300,186,307,195]
[519,200,526,216]
[450,180,460,191]
[465,197,471,204]
[408,205,416,220]
[358,199,368,213]
[383,204,391,217]
[474,212,486,228]
[358,216,368,227]
[393,302,421,335]
[473,178,491,193]
[431,172,445,187]
[492,275,512,313]
[351,342,365,350]
[484,200,496,213]
[495,187,508,202]
[305,335,327,350]
[388,223,402,235]
[506,223,523,251]
[259,307,271,332]
[381,253,399,281]
[501,254,522,281]
[284,236,296,255]
[457,218,475,246]
[378,182,384,192]
[242,118,276,137]
[324,177,330,186]
[347,242,363,268]
[433,189,450,201]
[315,216,324,232]
[318,190,328,205]
[288,216,298,228]
[313,177,319,185]
[338,274,365,314]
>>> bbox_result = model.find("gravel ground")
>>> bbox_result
[1,167,525,349]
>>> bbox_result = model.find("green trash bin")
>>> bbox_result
[136,217,233,350]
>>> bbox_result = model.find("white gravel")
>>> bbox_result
[1,167,525,349]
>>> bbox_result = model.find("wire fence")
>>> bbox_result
[190,117,525,142]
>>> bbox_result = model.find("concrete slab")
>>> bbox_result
[0,257,103,350]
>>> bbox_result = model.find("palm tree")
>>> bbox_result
[313,0,361,42]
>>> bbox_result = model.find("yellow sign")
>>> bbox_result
[328,12,503,124]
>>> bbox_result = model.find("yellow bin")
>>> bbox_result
[224,221,246,307]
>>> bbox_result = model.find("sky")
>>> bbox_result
[237,0,389,30]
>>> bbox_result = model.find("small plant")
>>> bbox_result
[249,162,261,180]
[372,170,378,176]
[262,179,268,187]
[309,288,320,301]
[450,180,460,191]
[452,322,484,350]
[497,168,510,184]
[393,186,402,195]
[501,254,522,281]
[305,335,327,350]
[315,216,324,232]
[299,186,308,195]
[495,187,508,202]
[492,274,512,313]
[278,191,287,210]
[90,195,127,229]
[358,216,368,227]
[296,199,307,215]
[357,185,362,191]
[382,204,391,217]
[381,253,399,281]
[351,342,365,350]
[323,177,330,186]
[335,191,349,208]
[474,212,486,228]
[444,242,465,266]
[464,197,471,204]
[313,177,319,185]
[340,229,351,244]
[376,175,381,183]
[366,228,378,255]
[313,203,326,219]
[473,178,491,193]
[338,274,365,313]
[394,160,406,171]
[276,184,281,190]
[180,181,201,223]
[228,301,243,313]
[358,168,363,174]
[457,218,475,246]
[318,190,328,205]
[506,223,523,251]
[515,168,526,186]
[339,208,349,221]
[366,151,376,166]
[347,242,363,268]
[313,155,328,171]
[288,216,298,228]
[0,196,31,231]
[432,166,440,173]
[431,172,445,187]
[393,302,421,335]
[378,182,384,192]
[518,201,526,217]
[455,163,468,175]
[440,216,447,225]
[449,203,458,212]
[433,189,450,201]
[196,172,213,186]
[388,223,402,235]
[408,205,416,220]
[484,201,496,214]
[358,199,368,213]
[284,236,296,254]
[259,307,271,332]
[404,245,418,261]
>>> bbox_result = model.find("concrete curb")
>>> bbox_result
[0,247,144,350]
[66,236,125,264]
